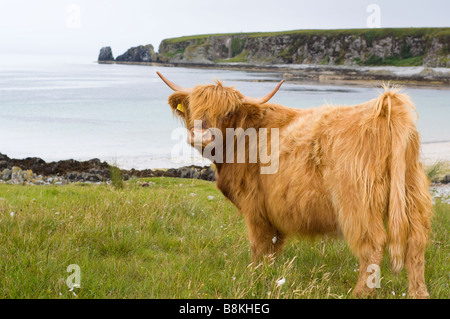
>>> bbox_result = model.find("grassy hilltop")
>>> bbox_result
[157,27,450,67]
[0,177,448,299]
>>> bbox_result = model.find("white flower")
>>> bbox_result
[10,212,15,217]
[276,277,286,287]
[207,195,215,200]
[55,212,59,215]
[189,193,197,197]
[392,291,396,296]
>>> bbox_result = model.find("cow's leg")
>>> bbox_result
[404,190,431,298]
[404,229,429,299]
[352,238,386,298]
[334,184,388,298]
[243,212,285,262]
[403,156,432,299]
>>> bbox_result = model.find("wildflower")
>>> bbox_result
[207,195,215,200]
[392,291,396,296]
[276,278,286,287]
[10,212,15,217]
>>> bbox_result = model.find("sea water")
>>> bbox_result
[0,54,449,169]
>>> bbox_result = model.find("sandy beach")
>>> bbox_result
[421,142,450,165]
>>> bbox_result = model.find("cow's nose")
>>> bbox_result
[190,128,213,143]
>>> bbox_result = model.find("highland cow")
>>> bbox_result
[157,71,432,298]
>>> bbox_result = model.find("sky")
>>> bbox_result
[0,0,449,58]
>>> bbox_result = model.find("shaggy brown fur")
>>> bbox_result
[163,80,432,298]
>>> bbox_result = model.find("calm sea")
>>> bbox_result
[0,54,449,169]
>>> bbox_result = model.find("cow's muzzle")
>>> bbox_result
[188,127,214,146]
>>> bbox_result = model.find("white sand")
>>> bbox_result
[420,142,450,165]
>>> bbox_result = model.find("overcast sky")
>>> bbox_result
[0,0,449,57]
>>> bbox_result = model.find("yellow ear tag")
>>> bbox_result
[177,103,185,113]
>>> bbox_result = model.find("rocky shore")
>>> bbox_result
[0,153,215,185]
[0,153,449,202]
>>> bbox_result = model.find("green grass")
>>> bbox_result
[162,27,450,45]
[425,161,450,182]
[0,178,448,298]
[109,165,124,190]
[216,51,249,64]
[358,54,425,67]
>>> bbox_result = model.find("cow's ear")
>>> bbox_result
[168,92,190,121]
[240,103,264,128]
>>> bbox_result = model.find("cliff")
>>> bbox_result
[115,44,157,63]
[157,28,450,68]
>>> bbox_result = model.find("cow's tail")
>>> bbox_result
[370,84,417,274]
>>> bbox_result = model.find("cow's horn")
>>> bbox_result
[156,71,193,93]
[242,80,284,105]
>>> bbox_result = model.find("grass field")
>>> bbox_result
[162,27,450,44]
[0,177,448,299]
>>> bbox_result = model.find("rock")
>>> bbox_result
[66,172,79,180]
[115,44,157,62]
[98,46,114,61]
[1,168,12,180]
[441,174,450,184]
[0,160,7,170]
[11,166,24,184]
[180,167,193,179]
[86,174,101,182]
